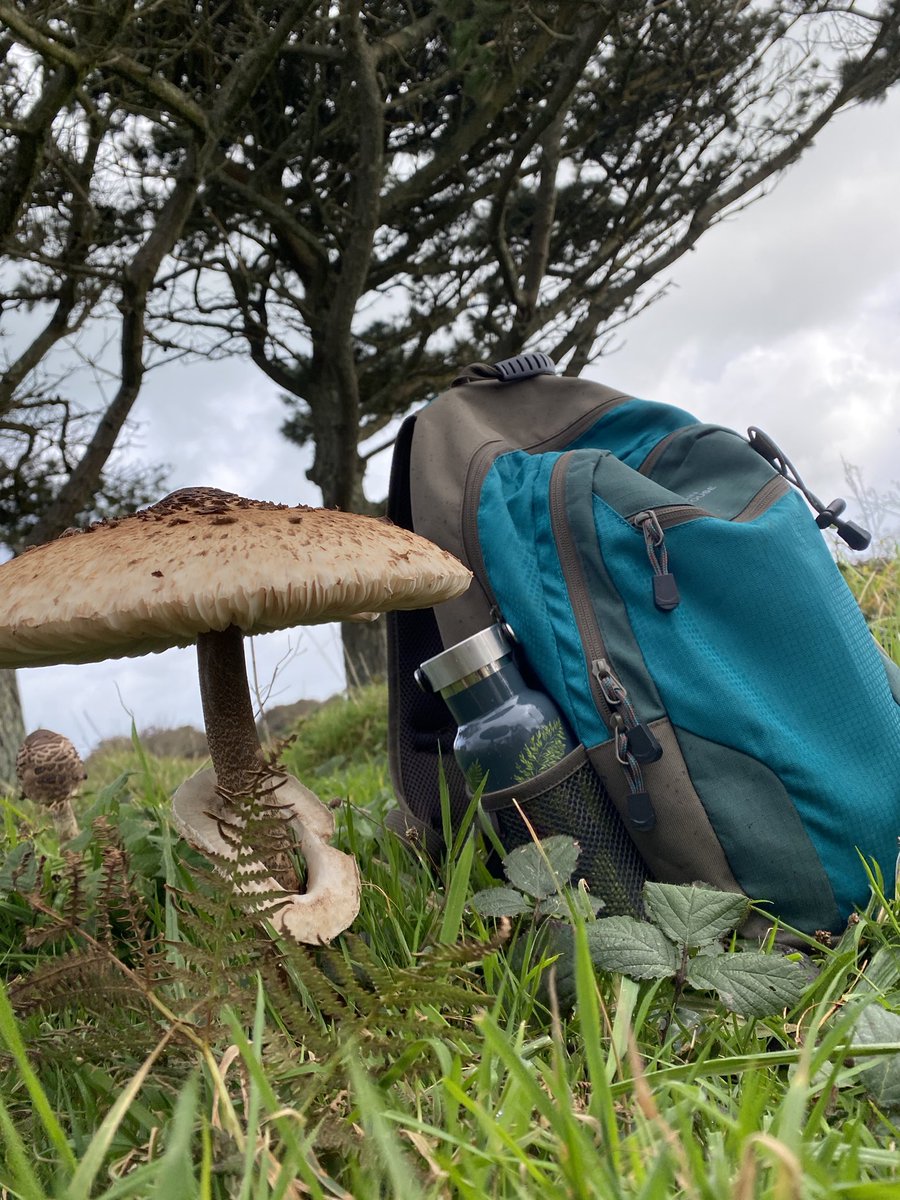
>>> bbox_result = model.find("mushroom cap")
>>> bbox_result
[0,487,471,668]
[16,728,87,806]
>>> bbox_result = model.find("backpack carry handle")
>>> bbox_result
[453,352,556,387]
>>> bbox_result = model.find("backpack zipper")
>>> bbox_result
[630,505,704,613]
[628,480,788,609]
[461,441,503,611]
[631,509,682,611]
[550,453,660,831]
[732,475,791,521]
[637,427,688,476]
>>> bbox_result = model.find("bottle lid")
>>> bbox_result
[417,623,513,694]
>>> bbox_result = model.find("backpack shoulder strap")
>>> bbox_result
[407,368,630,644]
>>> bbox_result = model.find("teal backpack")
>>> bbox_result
[386,355,900,936]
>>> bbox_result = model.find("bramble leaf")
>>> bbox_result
[686,951,807,1016]
[643,882,751,948]
[504,835,580,899]
[852,1004,900,1111]
[586,916,678,980]
[470,887,533,918]
[535,889,604,919]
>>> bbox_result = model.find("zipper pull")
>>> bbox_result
[592,659,663,763]
[626,723,663,764]
[627,791,657,832]
[613,717,657,831]
[634,511,680,612]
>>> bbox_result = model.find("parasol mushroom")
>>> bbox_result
[0,487,471,942]
[15,728,85,841]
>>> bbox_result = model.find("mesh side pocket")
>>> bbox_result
[481,746,647,916]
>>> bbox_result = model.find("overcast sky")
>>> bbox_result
[15,88,900,756]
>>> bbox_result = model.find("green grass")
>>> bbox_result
[840,553,900,666]
[0,561,898,1198]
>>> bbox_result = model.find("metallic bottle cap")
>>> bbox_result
[416,623,514,695]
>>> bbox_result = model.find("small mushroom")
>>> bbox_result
[0,487,471,943]
[15,728,86,841]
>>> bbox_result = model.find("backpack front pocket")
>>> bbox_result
[480,744,646,916]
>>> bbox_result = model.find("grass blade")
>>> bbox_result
[0,979,77,1173]
[64,1030,178,1200]
[438,833,475,945]
[346,1055,418,1197]
[146,1075,200,1199]
[0,1091,50,1200]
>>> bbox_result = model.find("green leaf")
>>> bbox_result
[534,888,604,920]
[438,834,475,944]
[853,1004,900,1111]
[0,841,38,894]
[643,882,751,948]
[0,1092,48,1200]
[504,835,580,899]
[857,945,900,996]
[586,916,678,980]
[470,886,533,918]
[146,1076,199,1198]
[686,951,807,1016]
[0,980,78,1173]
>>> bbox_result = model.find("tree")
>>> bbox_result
[162,0,900,675]
[1,1,899,699]
[0,0,316,752]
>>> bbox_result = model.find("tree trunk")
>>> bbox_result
[306,362,390,690]
[0,669,25,789]
[341,618,387,689]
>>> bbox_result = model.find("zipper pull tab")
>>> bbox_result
[593,659,663,764]
[653,574,680,612]
[635,511,680,611]
[627,723,663,764]
[614,718,658,831]
[627,791,657,832]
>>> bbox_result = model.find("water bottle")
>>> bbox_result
[415,623,577,794]
[415,623,648,916]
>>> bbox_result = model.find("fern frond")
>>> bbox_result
[514,721,568,784]
[465,760,486,793]
[7,950,155,1022]
[513,719,568,784]
[60,852,88,929]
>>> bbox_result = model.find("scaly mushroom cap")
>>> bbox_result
[0,487,472,668]
[16,729,86,806]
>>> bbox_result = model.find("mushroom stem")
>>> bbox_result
[49,798,79,842]
[196,625,267,795]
